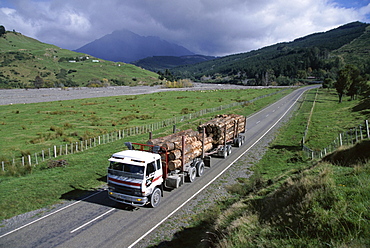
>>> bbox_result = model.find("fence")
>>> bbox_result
[1,89,288,171]
[301,88,370,159]
[302,120,370,159]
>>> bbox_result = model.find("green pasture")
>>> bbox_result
[0,88,286,160]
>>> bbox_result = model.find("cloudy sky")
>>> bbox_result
[1,0,369,56]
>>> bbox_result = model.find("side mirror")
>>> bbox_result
[125,142,133,150]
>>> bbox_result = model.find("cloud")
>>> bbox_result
[1,0,369,55]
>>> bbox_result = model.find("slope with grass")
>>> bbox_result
[209,89,370,247]
[0,31,162,88]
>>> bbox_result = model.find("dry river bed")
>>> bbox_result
[0,84,276,105]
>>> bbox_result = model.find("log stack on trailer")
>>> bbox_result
[198,114,246,147]
[147,129,213,171]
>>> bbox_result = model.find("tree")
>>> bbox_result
[334,65,360,103]
[322,78,334,89]
[34,75,44,89]
[0,25,5,36]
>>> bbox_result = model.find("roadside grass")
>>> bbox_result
[0,88,293,221]
[144,88,370,247]
[0,88,286,160]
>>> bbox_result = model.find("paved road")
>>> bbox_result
[0,85,319,248]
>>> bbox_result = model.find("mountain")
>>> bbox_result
[0,31,162,89]
[74,29,195,63]
[170,21,370,85]
[132,55,216,72]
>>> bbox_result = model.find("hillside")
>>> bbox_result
[0,31,163,89]
[171,21,370,85]
[74,29,194,63]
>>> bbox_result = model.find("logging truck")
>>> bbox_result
[107,114,246,207]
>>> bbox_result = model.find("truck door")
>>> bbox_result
[145,159,162,187]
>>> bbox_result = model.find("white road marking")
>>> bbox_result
[70,208,115,233]
[256,121,261,124]
[128,89,306,248]
[0,191,104,238]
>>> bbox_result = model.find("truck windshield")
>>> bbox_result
[109,162,144,177]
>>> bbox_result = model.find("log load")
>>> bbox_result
[198,114,245,145]
[148,130,213,171]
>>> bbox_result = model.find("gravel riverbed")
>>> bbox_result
[0,84,271,105]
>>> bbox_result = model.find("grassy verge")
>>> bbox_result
[144,88,369,247]
[0,88,293,221]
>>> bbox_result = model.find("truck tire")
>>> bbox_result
[150,187,161,208]
[196,161,205,177]
[227,145,232,155]
[222,148,228,158]
[187,167,196,182]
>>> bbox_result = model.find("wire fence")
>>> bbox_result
[302,120,370,159]
[1,89,288,171]
[301,88,370,159]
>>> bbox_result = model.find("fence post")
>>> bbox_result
[2,161,4,171]
[339,133,343,146]
[54,146,57,158]
[359,125,363,140]
[366,120,369,139]
[42,150,45,161]
[28,155,31,166]
[35,153,38,165]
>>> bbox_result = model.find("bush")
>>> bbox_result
[47,159,68,168]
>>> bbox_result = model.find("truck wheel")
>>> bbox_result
[196,161,205,177]
[222,148,228,158]
[187,167,196,182]
[150,187,161,208]
[227,145,232,155]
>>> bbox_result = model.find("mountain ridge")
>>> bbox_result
[170,21,370,85]
[74,29,194,63]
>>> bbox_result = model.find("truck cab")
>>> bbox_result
[107,149,163,207]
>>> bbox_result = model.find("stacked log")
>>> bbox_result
[198,114,245,145]
[147,130,213,171]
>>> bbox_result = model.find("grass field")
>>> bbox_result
[0,88,285,160]
[0,87,292,221]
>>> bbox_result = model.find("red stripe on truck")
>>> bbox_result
[109,177,141,187]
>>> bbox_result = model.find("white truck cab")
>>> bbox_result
[107,149,163,207]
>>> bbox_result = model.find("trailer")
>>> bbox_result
[107,114,246,207]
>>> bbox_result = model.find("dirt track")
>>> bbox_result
[0,84,269,105]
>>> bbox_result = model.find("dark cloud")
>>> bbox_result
[1,0,369,55]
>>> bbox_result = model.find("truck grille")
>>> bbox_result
[108,182,142,196]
